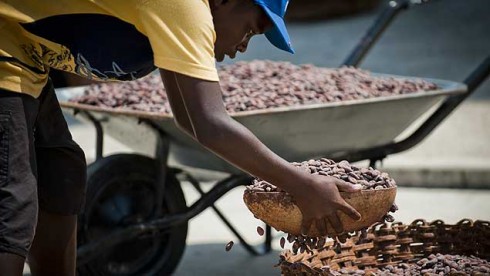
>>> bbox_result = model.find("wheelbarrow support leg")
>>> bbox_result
[75,110,105,161]
[179,171,272,256]
[149,120,171,216]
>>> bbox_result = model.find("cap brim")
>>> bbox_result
[258,4,295,54]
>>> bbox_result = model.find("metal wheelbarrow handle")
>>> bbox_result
[342,0,435,67]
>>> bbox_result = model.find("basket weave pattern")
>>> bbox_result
[279,219,490,275]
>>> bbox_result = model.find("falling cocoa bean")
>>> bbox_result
[225,241,234,252]
[280,237,286,249]
[257,226,265,236]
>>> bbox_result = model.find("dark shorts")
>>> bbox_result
[0,81,86,257]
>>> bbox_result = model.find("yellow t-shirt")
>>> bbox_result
[0,0,219,97]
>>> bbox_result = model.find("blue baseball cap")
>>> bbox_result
[254,0,295,54]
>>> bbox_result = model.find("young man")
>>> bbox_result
[0,0,361,275]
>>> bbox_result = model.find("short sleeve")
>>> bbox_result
[137,0,219,81]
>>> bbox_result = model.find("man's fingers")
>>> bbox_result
[339,201,362,221]
[301,218,314,236]
[315,218,327,236]
[327,214,343,234]
[336,180,362,192]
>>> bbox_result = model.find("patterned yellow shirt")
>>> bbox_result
[0,0,219,97]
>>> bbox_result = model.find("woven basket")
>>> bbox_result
[279,219,490,275]
[243,187,396,236]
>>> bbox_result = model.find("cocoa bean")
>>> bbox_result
[257,226,265,236]
[225,241,234,251]
[280,237,286,249]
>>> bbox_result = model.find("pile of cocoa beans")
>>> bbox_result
[71,61,438,114]
[247,158,396,193]
[73,72,173,113]
[327,253,490,275]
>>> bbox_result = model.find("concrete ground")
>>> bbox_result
[23,0,489,274]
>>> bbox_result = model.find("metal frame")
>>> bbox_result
[74,0,489,266]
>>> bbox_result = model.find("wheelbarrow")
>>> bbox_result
[55,0,490,274]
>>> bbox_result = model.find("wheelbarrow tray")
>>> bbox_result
[57,74,466,174]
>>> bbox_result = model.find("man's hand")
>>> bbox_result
[293,175,362,236]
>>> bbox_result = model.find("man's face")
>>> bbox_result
[211,0,273,62]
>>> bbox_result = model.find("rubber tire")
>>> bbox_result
[77,154,188,275]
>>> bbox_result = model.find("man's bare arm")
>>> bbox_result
[160,70,195,137]
[160,69,308,189]
[159,69,361,234]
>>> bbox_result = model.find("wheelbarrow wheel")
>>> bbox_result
[77,154,188,275]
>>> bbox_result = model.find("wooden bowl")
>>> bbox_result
[243,187,396,237]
